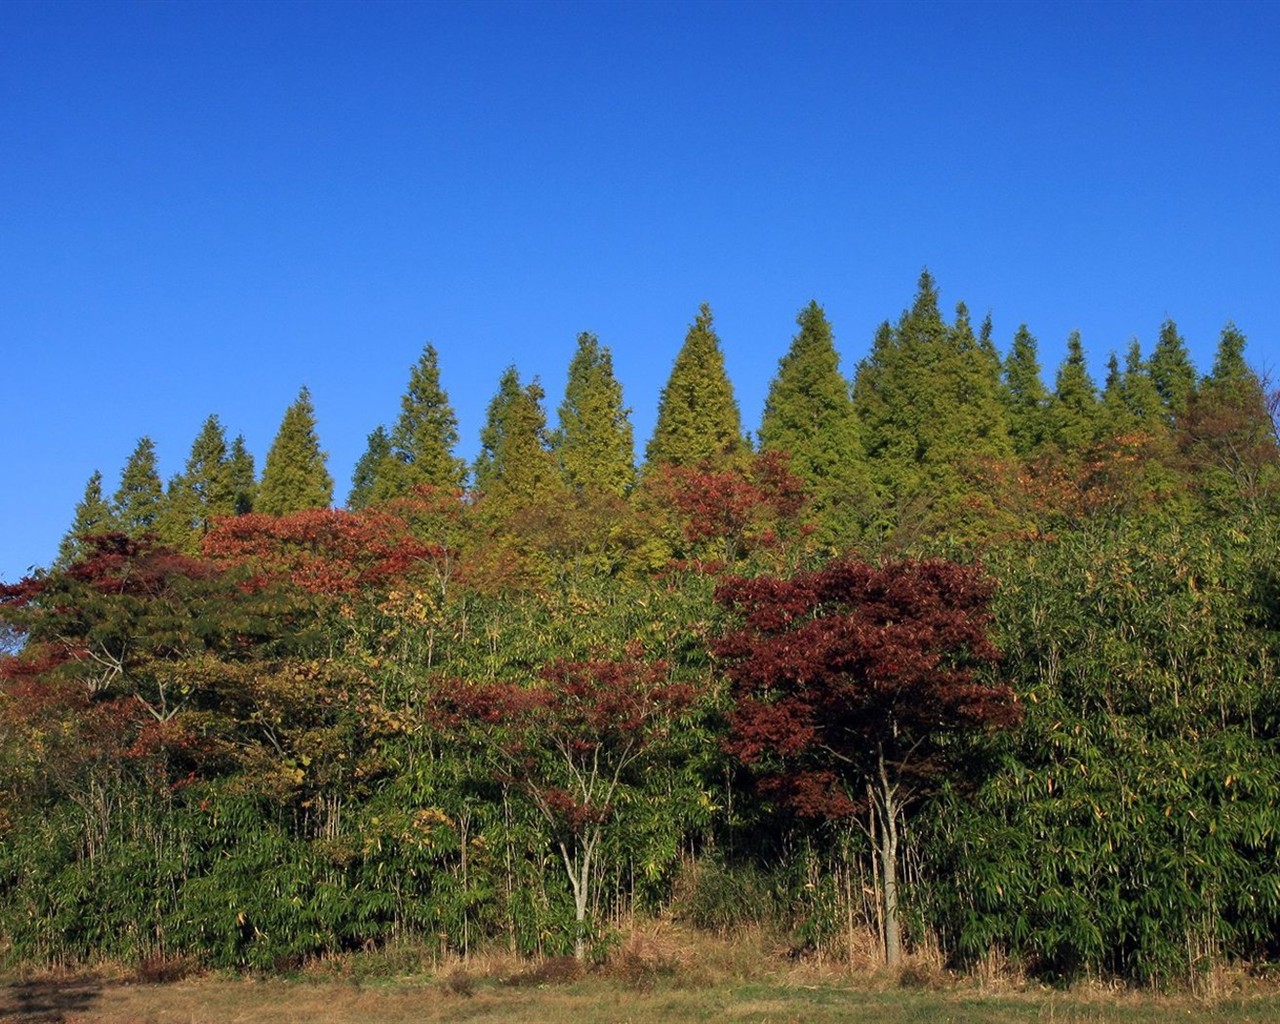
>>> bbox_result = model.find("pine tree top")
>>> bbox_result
[257,387,333,515]
[644,303,745,469]
[555,332,635,497]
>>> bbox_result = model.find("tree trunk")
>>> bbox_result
[876,751,902,966]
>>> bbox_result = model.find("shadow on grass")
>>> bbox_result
[0,976,104,1022]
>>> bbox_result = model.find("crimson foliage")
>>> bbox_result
[714,558,1020,819]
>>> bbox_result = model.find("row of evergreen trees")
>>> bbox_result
[61,272,1266,563]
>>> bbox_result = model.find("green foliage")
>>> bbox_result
[1150,319,1197,417]
[156,415,237,552]
[851,274,1012,546]
[257,387,334,515]
[1001,325,1051,457]
[377,344,467,499]
[473,367,564,515]
[1047,331,1101,452]
[645,303,745,469]
[554,332,636,498]
[758,301,871,549]
[1179,324,1278,515]
[113,437,165,536]
[348,426,391,511]
[57,470,115,566]
[921,515,1280,983]
[227,434,257,515]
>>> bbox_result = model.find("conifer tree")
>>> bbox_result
[227,434,257,515]
[928,302,1013,466]
[1100,352,1131,436]
[644,303,745,469]
[376,344,467,499]
[155,414,236,551]
[1120,340,1165,429]
[1001,325,1051,456]
[1047,331,1100,452]
[1150,319,1197,418]
[473,366,562,512]
[1180,323,1278,512]
[851,273,1011,541]
[758,300,870,546]
[112,437,165,536]
[348,426,391,510]
[57,470,115,565]
[1208,322,1252,390]
[554,332,635,497]
[257,387,334,515]
[473,366,524,493]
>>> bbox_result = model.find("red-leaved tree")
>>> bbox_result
[432,657,695,959]
[713,558,1020,964]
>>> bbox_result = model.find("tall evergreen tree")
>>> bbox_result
[112,437,165,536]
[473,367,562,513]
[376,344,467,499]
[1150,318,1197,418]
[348,426,392,510]
[851,273,1011,542]
[227,434,257,515]
[1100,351,1131,436]
[57,470,115,565]
[1207,322,1252,389]
[1001,325,1051,456]
[644,303,745,469]
[553,332,635,497]
[1047,331,1101,452]
[257,387,334,515]
[473,366,525,494]
[1180,323,1278,514]
[155,414,236,551]
[758,300,870,546]
[1120,340,1165,430]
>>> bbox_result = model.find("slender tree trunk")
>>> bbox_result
[876,751,902,966]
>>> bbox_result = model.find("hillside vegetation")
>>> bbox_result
[3,275,1278,987]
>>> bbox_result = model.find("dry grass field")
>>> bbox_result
[3,923,1278,1024]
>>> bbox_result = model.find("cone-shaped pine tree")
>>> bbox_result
[474,366,563,514]
[1208,322,1253,390]
[375,344,467,499]
[851,273,1011,541]
[645,303,745,469]
[1001,324,1052,457]
[1180,323,1278,512]
[348,426,392,510]
[1047,331,1101,453]
[1119,340,1165,430]
[227,434,257,515]
[759,301,870,546]
[112,437,165,536]
[257,387,333,515]
[1150,319,1197,419]
[554,332,635,497]
[57,470,115,565]
[157,414,237,550]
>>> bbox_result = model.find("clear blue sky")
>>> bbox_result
[2,0,1277,580]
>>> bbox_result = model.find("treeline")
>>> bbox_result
[4,273,1278,985]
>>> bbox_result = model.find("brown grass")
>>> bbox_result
[2,923,1278,1024]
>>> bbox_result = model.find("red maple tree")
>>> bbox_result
[714,557,1020,963]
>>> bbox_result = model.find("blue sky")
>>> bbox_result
[2,0,1277,580]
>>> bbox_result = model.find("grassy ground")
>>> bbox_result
[3,924,1278,1024]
